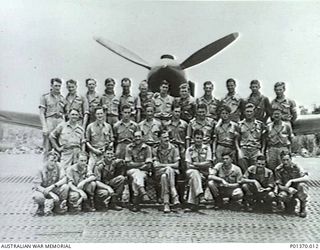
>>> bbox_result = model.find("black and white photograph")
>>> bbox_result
[1,0,320,245]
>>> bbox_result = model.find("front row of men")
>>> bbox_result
[33,128,308,218]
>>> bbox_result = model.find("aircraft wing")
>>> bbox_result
[0,110,41,129]
[293,114,320,135]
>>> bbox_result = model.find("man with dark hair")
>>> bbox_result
[184,129,212,212]
[125,130,153,212]
[271,82,297,124]
[39,78,66,156]
[208,152,243,209]
[153,130,181,213]
[85,78,101,124]
[135,80,154,122]
[196,81,220,121]
[236,103,266,173]
[119,78,136,121]
[275,151,309,218]
[244,80,271,123]
[113,104,139,159]
[241,155,276,212]
[101,78,120,126]
[221,78,244,122]
[86,107,114,173]
[266,108,294,171]
[212,105,238,164]
[174,83,196,123]
[65,79,89,128]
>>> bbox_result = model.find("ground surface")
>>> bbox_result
[0,154,319,243]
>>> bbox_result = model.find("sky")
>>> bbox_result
[1,0,320,114]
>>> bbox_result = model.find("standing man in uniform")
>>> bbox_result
[236,103,266,173]
[208,152,243,209]
[86,107,114,174]
[275,151,309,218]
[33,151,69,216]
[135,80,154,123]
[153,80,174,126]
[65,79,89,129]
[266,108,294,171]
[119,78,136,121]
[85,78,101,124]
[184,129,212,212]
[196,81,220,121]
[271,82,297,124]
[153,131,181,213]
[113,105,139,159]
[39,78,66,156]
[244,80,271,123]
[174,83,196,123]
[49,109,86,170]
[125,131,153,212]
[221,78,244,122]
[101,78,120,126]
[212,105,238,164]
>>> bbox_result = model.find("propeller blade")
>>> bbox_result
[180,32,239,69]
[94,37,151,70]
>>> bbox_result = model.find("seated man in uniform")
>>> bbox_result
[125,130,153,212]
[208,152,243,209]
[184,129,212,212]
[275,151,309,218]
[67,152,96,212]
[93,148,126,211]
[33,151,69,216]
[241,155,276,212]
[153,130,180,213]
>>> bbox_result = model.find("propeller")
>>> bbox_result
[180,32,239,70]
[94,37,151,70]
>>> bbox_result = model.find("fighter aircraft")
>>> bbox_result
[0,33,319,135]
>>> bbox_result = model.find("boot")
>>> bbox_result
[172,196,180,206]
[139,187,151,203]
[103,196,111,211]
[299,202,307,218]
[164,203,171,213]
[35,205,44,216]
[84,198,96,212]
[131,195,140,212]
[109,196,123,211]
[285,199,297,214]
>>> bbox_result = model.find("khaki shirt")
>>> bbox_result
[166,119,188,147]
[185,144,212,164]
[86,121,114,149]
[94,159,124,183]
[153,93,174,119]
[214,121,238,148]
[113,120,139,144]
[275,163,308,186]
[174,96,196,122]
[139,118,162,145]
[187,117,215,145]
[65,93,89,119]
[271,97,297,122]
[196,96,220,120]
[135,92,155,120]
[39,92,66,118]
[238,119,265,149]
[101,93,120,117]
[67,164,88,186]
[119,94,136,116]
[86,91,101,121]
[245,93,271,122]
[34,163,65,188]
[153,142,180,164]
[125,143,152,163]
[266,121,294,147]
[51,121,85,148]
[210,163,242,184]
[244,165,274,188]
[221,93,244,122]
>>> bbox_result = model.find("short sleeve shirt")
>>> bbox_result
[113,120,139,144]
[214,121,239,147]
[153,142,180,164]
[86,92,101,118]
[119,94,136,116]
[271,97,297,122]
[185,144,212,164]
[275,163,308,185]
[139,119,162,145]
[238,119,266,149]
[135,92,154,119]
[245,93,271,122]
[196,96,220,121]
[174,96,196,122]
[65,93,89,119]
[266,121,294,147]
[166,119,188,147]
[244,165,274,188]
[187,117,215,145]
[86,121,114,149]
[39,92,66,118]
[153,93,174,119]
[94,159,124,183]
[210,163,242,184]
[221,93,243,122]
[67,164,88,186]
[34,163,65,188]
[125,143,152,163]
[101,93,120,116]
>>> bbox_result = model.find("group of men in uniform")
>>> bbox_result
[33,77,308,218]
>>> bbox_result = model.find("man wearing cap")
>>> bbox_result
[49,109,86,170]
[86,107,114,174]
[113,104,139,159]
[244,80,271,123]
[153,130,181,213]
[212,105,238,164]
[33,151,69,216]
[266,108,294,171]
[125,130,153,212]
[174,82,196,123]
[236,103,266,173]
[196,81,220,121]
[39,78,66,156]
[271,82,297,124]
[135,80,154,123]
[153,80,174,126]
[119,78,136,121]
[101,78,120,126]
[208,152,243,209]
[85,78,101,124]
[275,151,309,218]
[65,79,89,129]
[221,78,245,123]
